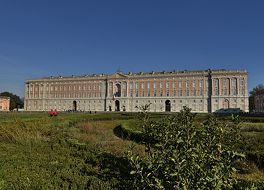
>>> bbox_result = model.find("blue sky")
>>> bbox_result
[0,0,264,97]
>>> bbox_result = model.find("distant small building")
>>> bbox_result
[0,96,10,111]
[255,93,264,112]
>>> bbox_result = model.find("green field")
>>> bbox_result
[0,111,264,189]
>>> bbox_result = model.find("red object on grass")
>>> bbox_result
[48,109,58,117]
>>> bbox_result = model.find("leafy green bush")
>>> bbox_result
[128,106,245,190]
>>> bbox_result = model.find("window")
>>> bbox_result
[179,89,182,96]
[232,78,237,95]
[186,81,189,88]
[109,82,113,96]
[166,82,169,89]
[214,79,219,96]
[199,80,203,88]
[240,78,245,95]
[192,80,196,88]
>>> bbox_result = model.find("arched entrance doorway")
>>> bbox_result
[223,99,229,109]
[165,100,171,112]
[73,100,77,112]
[115,100,120,111]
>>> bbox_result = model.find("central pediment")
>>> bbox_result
[108,72,128,79]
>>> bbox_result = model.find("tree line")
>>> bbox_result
[249,84,264,112]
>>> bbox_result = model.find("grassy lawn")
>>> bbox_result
[0,111,264,189]
[0,112,145,189]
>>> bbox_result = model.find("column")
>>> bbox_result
[229,78,231,95]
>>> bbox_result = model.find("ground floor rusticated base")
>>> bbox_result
[24,95,248,113]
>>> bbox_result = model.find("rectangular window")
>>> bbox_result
[199,80,203,88]
[192,80,196,88]
[232,79,237,95]
[240,79,244,86]
[214,79,219,96]
[166,82,169,89]
[130,82,133,89]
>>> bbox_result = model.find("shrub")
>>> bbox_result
[128,106,245,190]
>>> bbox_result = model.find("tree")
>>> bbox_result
[128,107,244,190]
[0,92,24,110]
[249,84,264,112]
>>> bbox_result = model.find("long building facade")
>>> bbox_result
[24,69,249,113]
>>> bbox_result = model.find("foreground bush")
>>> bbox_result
[128,106,245,190]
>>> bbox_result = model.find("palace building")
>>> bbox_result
[24,69,249,113]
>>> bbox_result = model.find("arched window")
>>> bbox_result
[114,83,121,97]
